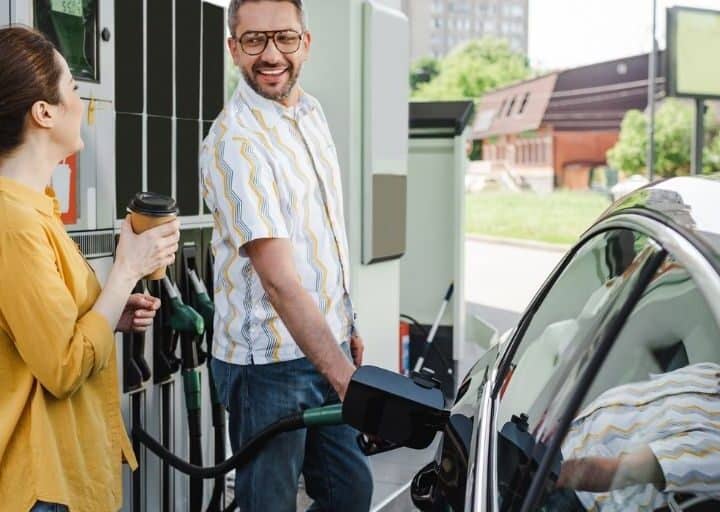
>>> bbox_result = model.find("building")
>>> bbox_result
[472,52,666,190]
[401,0,528,61]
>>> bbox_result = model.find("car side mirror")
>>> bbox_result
[342,365,449,449]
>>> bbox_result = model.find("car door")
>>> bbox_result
[472,226,666,512]
[493,221,720,512]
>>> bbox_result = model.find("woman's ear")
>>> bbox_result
[28,100,55,129]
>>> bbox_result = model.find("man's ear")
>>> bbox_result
[227,37,242,66]
[303,31,312,54]
[303,30,312,57]
[28,100,55,129]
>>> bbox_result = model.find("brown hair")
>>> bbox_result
[0,26,63,158]
[227,0,306,36]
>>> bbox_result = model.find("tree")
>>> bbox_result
[410,56,440,92]
[607,99,720,178]
[226,57,240,100]
[412,38,531,101]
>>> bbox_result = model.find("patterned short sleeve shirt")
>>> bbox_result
[199,78,353,365]
[562,362,720,511]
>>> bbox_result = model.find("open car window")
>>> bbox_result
[492,229,659,511]
[526,253,720,512]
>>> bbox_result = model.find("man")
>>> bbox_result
[199,0,373,510]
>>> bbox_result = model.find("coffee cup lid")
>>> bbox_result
[127,192,178,216]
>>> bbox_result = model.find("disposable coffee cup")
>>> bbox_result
[126,192,178,280]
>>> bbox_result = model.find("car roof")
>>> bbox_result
[599,174,720,261]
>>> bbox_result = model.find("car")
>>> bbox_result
[410,175,720,512]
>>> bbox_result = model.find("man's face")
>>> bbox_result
[228,1,311,106]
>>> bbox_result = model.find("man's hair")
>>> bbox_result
[227,0,307,37]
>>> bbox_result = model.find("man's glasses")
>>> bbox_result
[235,30,304,56]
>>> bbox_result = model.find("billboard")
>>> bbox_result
[666,6,720,99]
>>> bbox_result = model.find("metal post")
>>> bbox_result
[647,0,657,181]
[692,97,705,175]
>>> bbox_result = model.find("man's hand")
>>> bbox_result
[350,334,364,367]
[116,293,161,333]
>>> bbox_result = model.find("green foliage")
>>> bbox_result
[606,110,648,175]
[412,38,530,101]
[226,58,240,101]
[468,139,482,161]
[466,191,611,245]
[410,56,440,92]
[607,99,720,178]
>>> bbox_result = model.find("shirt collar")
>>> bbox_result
[0,176,59,217]
[232,74,318,129]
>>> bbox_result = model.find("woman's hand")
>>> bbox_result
[116,293,161,333]
[114,216,180,282]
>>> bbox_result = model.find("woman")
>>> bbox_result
[0,27,180,511]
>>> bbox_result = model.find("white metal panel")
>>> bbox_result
[362,1,409,264]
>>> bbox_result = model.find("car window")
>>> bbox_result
[492,229,658,511]
[528,254,720,512]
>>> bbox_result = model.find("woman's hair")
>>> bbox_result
[0,26,63,158]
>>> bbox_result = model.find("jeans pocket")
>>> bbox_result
[210,358,230,409]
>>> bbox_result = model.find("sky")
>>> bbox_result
[529,0,720,70]
[206,0,720,71]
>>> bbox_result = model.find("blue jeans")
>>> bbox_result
[211,345,373,512]
[31,503,67,512]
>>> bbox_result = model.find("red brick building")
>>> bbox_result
[473,53,664,189]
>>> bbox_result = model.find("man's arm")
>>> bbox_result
[557,446,665,492]
[246,237,356,399]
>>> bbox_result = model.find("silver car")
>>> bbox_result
[411,175,720,512]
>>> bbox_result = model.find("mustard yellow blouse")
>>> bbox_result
[0,177,136,512]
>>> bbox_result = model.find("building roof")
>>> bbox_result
[473,52,666,139]
[472,73,557,138]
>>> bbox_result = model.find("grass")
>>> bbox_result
[466,191,612,245]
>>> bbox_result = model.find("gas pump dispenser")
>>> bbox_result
[183,244,228,512]
[161,276,206,512]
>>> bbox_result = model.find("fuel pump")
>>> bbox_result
[161,276,206,512]
[186,268,227,512]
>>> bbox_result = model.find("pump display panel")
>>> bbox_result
[666,6,720,99]
[34,0,99,81]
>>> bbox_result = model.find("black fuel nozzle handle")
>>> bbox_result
[342,366,449,450]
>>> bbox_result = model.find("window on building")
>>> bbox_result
[506,96,517,117]
[497,99,508,119]
[517,92,531,115]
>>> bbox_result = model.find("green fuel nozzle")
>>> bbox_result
[187,269,214,328]
[162,276,204,337]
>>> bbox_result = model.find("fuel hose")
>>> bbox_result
[132,403,344,479]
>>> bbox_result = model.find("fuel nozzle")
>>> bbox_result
[162,276,204,338]
[187,269,213,334]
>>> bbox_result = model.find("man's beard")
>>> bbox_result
[241,61,301,102]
